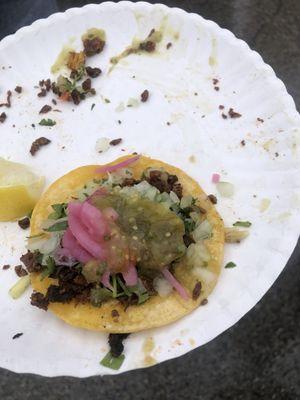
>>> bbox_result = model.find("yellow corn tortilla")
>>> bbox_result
[30,155,224,333]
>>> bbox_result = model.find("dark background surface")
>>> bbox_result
[0,1,299,399]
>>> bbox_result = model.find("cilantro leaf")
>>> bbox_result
[40,257,56,280]
[39,118,56,127]
[44,220,68,232]
[225,261,237,269]
[233,221,252,228]
[100,351,125,370]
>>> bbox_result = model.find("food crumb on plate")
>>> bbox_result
[12,333,23,340]
[189,155,196,163]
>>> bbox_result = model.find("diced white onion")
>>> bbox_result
[115,102,125,112]
[169,191,180,204]
[153,276,173,297]
[216,181,234,198]
[95,137,110,153]
[192,267,216,286]
[27,234,60,254]
[180,195,193,208]
[127,98,140,108]
[186,242,211,267]
[192,219,212,241]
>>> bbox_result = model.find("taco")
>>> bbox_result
[26,155,224,333]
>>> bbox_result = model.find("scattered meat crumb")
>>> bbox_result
[30,137,51,156]
[85,66,102,78]
[12,333,23,340]
[31,292,49,311]
[166,42,172,49]
[201,298,208,306]
[18,217,30,230]
[228,108,242,118]
[39,105,52,114]
[118,120,122,124]
[141,89,149,102]
[52,99,57,105]
[208,194,217,204]
[37,89,47,97]
[15,86,22,94]
[110,138,122,146]
[214,86,220,91]
[0,90,12,108]
[31,123,35,128]
[2,264,10,270]
[14,265,28,277]
[0,112,7,123]
[212,78,219,85]
[194,92,198,96]
[275,152,279,157]
[219,105,224,110]
[192,281,202,300]
[139,40,156,52]
[83,37,105,57]
[257,117,264,123]
[221,113,228,119]
[166,121,171,126]
[82,78,92,91]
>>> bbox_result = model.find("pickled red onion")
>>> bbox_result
[122,263,138,286]
[96,155,140,174]
[101,269,113,290]
[162,268,189,300]
[62,229,93,263]
[81,202,109,240]
[212,173,220,184]
[68,203,106,260]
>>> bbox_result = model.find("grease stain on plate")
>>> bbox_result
[142,337,156,366]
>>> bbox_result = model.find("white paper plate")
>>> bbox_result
[0,1,299,377]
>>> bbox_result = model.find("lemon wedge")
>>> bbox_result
[0,158,44,221]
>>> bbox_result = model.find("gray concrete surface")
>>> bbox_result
[0,1,299,399]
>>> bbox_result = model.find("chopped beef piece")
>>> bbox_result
[257,117,264,123]
[15,265,28,277]
[0,90,12,108]
[51,82,59,95]
[208,194,217,204]
[139,276,156,295]
[108,333,130,357]
[228,108,241,118]
[183,234,195,247]
[146,170,183,198]
[0,112,7,123]
[192,281,202,300]
[141,89,149,102]
[39,79,45,87]
[39,105,52,114]
[241,139,246,146]
[219,105,224,110]
[83,37,105,56]
[31,291,49,311]
[120,178,140,187]
[37,88,47,97]
[71,89,81,105]
[20,251,42,273]
[82,78,91,91]
[212,78,219,85]
[201,298,208,306]
[2,264,10,270]
[86,66,102,78]
[172,182,183,199]
[166,42,172,49]
[30,137,51,156]
[12,333,23,339]
[214,86,220,91]
[52,99,57,105]
[45,79,51,91]
[74,288,91,304]
[46,285,75,303]
[221,113,228,119]
[139,41,156,52]
[109,138,122,146]
[15,86,22,94]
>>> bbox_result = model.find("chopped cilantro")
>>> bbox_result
[225,261,237,269]
[48,203,67,220]
[104,98,111,103]
[44,220,68,232]
[233,221,252,228]
[100,351,125,370]
[39,118,56,127]
[40,257,56,280]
